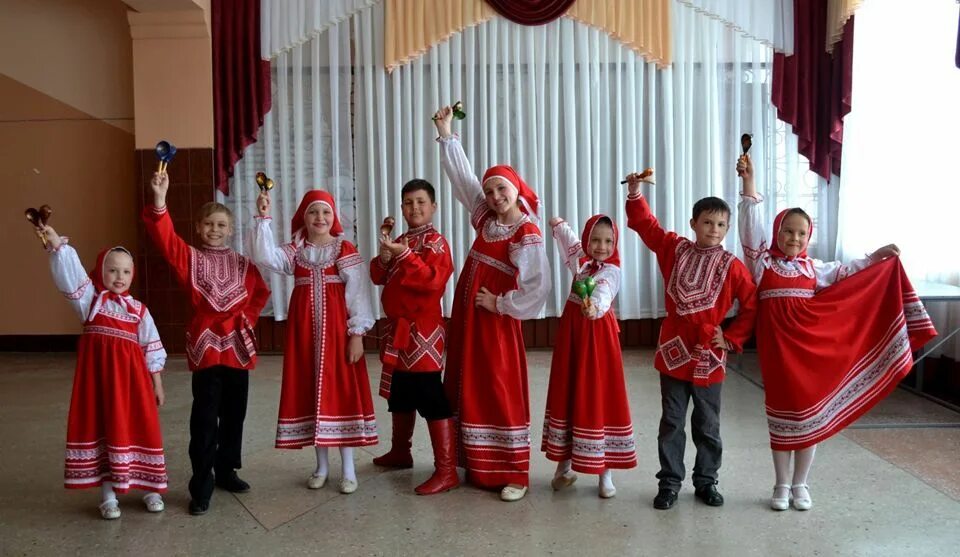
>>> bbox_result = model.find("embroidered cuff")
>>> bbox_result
[394,247,413,264]
[626,192,643,201]
[435,133,460,143]
[347,326,370,336]
[46,235,70,254]
[150,204,168,216]
[739,192,763,203]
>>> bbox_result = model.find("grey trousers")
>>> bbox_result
[655,373,722,491]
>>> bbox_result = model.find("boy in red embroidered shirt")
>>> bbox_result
[369,179,458,496]
[144,171,270,516]
[622,170,757,511]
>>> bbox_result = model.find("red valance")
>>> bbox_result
[484,0,577,26]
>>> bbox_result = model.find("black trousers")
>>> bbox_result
[387,371,452,420]
[655,373,723,491]
[188,366,249,502]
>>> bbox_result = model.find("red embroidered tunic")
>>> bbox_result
[626,192,757,386]
[370,223,454,398]
[143,205,270,371]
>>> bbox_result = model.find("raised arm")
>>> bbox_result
[623,173,676,257]
[249,216,295,275]
[143,171,190,284]
[434,106,486,224]
[549,218,585,275]
[736,154,767,282]
[497,227,551,320]
[45,232,95,322]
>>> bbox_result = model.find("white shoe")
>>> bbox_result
[551,471,577,491]
[598,484,617,499]
[306,474,327,490]
[142,493,165,513]
[500,484,528,502]
[99,499,121,520]
[339,478,358,494]
[770,484,790,511]
[791,484,812,511]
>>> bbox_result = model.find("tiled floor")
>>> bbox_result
[1,350,958,556]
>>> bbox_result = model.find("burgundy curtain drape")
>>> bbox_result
[955,8,959,69]
[212,0,271,195]
[772,1,854,182]
[484,0,576,26]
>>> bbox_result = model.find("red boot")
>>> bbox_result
[415,418,460,495]
[372,412,415,469]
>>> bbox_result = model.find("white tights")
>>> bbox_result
[772,445,817,496]
[315,447,356,482]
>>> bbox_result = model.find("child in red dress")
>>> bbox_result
[251,189,377,495]
[39,226,167,520]
[543,214,636,499]
[737,155,937,511]
[434,105,551,502]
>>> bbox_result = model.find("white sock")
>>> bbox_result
[772,450,792,499]
[100,481,117,503]
[340,447,356,482]
[792,445,817,487]
[599,469,614,490]
[314,446,329,477]
[555,459,572,478]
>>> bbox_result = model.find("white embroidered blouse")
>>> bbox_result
[551,220,621,318]
[49,243,166,372]
[738,193,871,290]
[250,217,375,335]
[438,135,551,320]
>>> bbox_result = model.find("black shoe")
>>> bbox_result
[694,484,725,507]
[215,471,251,493]
[188,499,210,516]
[653,488,678,510]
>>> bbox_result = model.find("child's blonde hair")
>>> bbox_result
[195,202,234,224]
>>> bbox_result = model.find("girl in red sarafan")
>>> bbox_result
[251,189,377,495]
[737,154,937,512]
[542,214,637,499]
[434,105,551,503]
[38,226,168,520]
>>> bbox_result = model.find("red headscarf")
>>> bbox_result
[88,246,138,318]
[291,190,343,243]
[481,165,540,220]
[769,208,813,260]
[579,214,620,270]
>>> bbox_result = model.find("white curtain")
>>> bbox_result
[221,18,355,320]
[228,0,819,322]
[260,0,375,59]
[837,0,960,357]
[675,0,794,54]
[353,2,801,319]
